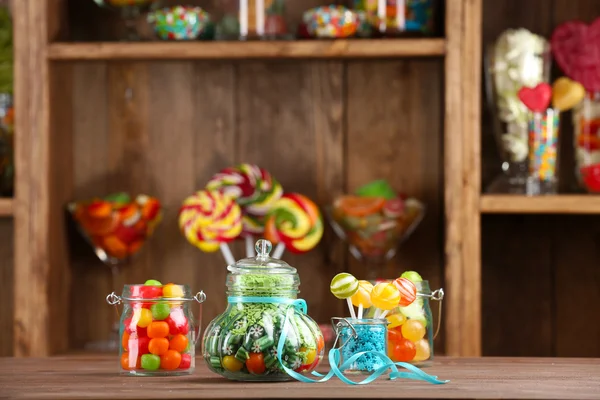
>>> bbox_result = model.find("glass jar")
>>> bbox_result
[363,280,442,366]
[353,0,435,37]
[0,93,14,196]
[216,0,288,40]
[526,109,560,195]
[106,284,206,376]
[202,239,325,381]
[335,318,388,374]
[573,92,600,193]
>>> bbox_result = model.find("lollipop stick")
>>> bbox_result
[358,304,364,320]
[346,298,357,319]
[245,235,255,257]
[373,309,381,319]
[220,243,236,266]
[379,310,390,319]
[272,242,285,259]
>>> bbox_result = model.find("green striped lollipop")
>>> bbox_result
[331,273,359,319]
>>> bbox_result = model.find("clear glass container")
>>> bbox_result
[335,318,388,374]
[216,0,288,40]
[353,0,435,37]
[573,92,600,193]
[363,280,442,366]
[526,109,560,195]
[0,93,14,197]
[107,284,206,376]
[202,239,325,381]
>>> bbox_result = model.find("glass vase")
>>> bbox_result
[573,92,600,193]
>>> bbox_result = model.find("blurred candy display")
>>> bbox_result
[216,0,289,40]
[0,7,13,197]
[148,6,215,40]
[353,0,434,37]
[93,0,159,40]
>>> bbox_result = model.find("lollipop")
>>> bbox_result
[371,282,400,319]
[330,273,359,319]
[264,193,324,259]
[393,277,417,307]
[207,164,283,257]
[350,280,373,319]
[178,190,242,265]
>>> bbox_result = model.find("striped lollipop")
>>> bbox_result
[330,273,359,319]
[393,277,417,307]
[371,282,401,319]
[350,280,373,319]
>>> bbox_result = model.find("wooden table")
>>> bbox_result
[1,356,599,399]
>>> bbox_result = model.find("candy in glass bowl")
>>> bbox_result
[202,239,325,381]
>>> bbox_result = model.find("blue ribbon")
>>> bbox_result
[227,296,449,385]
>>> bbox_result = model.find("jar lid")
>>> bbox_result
[227,239,297,274]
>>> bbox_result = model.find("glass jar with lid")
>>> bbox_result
[202,239,325,381]
[216,0,289,40]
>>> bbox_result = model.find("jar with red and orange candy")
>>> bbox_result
[107,282,206,376]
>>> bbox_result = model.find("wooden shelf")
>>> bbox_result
[0,198,13,217]
[480,195,600,214]
[47,39,446,60]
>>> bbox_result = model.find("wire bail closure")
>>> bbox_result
[106,292,121,306]
[330,317,358,351]
[418,287,444,339]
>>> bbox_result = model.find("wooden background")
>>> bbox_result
[1,0,599,359]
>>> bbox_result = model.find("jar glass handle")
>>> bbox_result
[193,291,207,346]
[430,289,444,340]
[106,292,123,319]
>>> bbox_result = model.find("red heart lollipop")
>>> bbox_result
[580,163,600,192]
[518,83,552,112]
[551,18,600,92]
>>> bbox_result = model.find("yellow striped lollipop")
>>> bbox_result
[330,273,359,319]
[371,282,401,319]
[350,280,373,319]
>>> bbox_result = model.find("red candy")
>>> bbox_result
[179,353,192,370]
[581,163,600,192]
[166,308,189,335]
[518,83,552,112]
[130,285,163,308]
[389,338,416,362]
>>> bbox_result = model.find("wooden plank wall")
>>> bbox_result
[481,0,600,357]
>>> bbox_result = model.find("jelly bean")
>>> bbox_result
[151,302,171,321]
[169,334,189,353]
[413,339,431,362]
[120,352,141,370]
[137,335,151,354]
[222,355,244,372]
[389,338,416,362]
[160,349,182,370]
[141,354,161,370]
[163,283,184,298]
[135,308,153,328]
[144,279,162,286]
[148,338,169,356]
[401,320,426,342]
[246,353,266,375]
[123,317,147,336]
[148,321,170,338]
[386,313,406,329]
[179,353,192,370]
[400,270,423,283]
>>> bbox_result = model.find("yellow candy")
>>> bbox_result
[552,77,585,112]
[386,313,406,329]
[401,319,426,342]
[163,284,184,298]
[134,308,153,328]
[371,282,400,311]
[351,280,373,308]
[413,339,431,362]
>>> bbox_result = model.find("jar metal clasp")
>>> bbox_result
[330,317,358,351]
[419,288,444,340]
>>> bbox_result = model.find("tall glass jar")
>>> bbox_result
[0,93,13,196]
[107,284,206,376]
[202,240,325,381]
[216,0,288,40]
[353,0,434,37]
[573,92,600,193]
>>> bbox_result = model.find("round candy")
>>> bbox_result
[120,352,141,370]
[160,349,182,370]
[222,355,244,372]
[150,302,171,320]
[135,308,153,328]
[388,338,416,362]
[393,277,417,307]
[163,283,184,298]
[144,279,162,286]
[350,280,373,307]
[246,353,266,375]
[178,190,243,252]
[179,353,192,370]
[166,310,189,335]
[148,321,170,339]
[400,270,423,283]
[386,312,406,329]
[371,282,401,310]
[141,354,161,370]
[330,273,359,299]
[148,338,169,356]
[413,339,431,362]
[169,334,189,353]
[401,319,426,342]
[264,193,324,254]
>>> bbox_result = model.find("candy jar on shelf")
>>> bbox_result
[573,92,600,193]
[202,239,325,381]
[93,0,161,41]
[353,0,435,37]
[325,180,425,281]
[216,0,289,40]
[68,192,162,351]
[484,29,551,193]
[107,282,206,375]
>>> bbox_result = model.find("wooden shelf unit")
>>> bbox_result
[47,39,447,60]
[481,195,600,214]
[0,198,13,216]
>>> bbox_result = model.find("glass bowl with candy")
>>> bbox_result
[202,239,325,381]
[106,279,206,376]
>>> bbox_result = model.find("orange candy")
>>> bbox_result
[337,196,385,217]
[169,334,189,353]
[103,235,128,259]
[148,338,169,356]
[160,349,182,370]
[120,352,141,370]
[122,331,130,351]
[147,321,170,339]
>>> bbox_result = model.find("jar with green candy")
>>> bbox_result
[202,239,324,381]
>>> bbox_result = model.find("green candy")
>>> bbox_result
[209,356,222,369]
[234,347,249,362]
[400,271,423,283]
[144,279,162,286]
[150,302,170,320]
[355,179,397,200]
[104,192,131,205]
[141,354,160,370]
[330,273,358,299]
